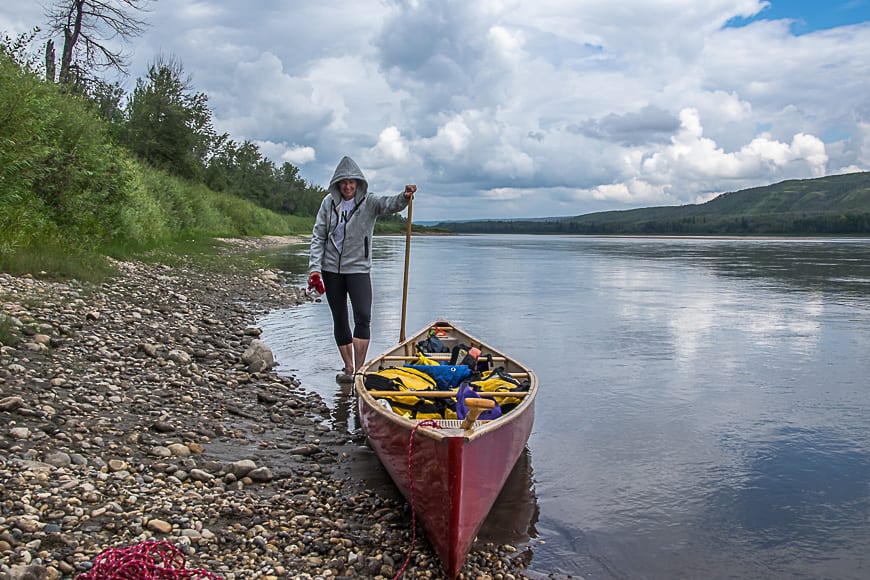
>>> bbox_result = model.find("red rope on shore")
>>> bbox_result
[394,419,442,580]
[77,540,222,580]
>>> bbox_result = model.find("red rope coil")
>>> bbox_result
[77,540,222,580]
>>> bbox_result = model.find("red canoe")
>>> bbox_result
[355,320,538,578]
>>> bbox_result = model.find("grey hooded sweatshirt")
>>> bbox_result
[309,156,410,275]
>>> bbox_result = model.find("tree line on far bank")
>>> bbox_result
[440,211,870,235]
[438,172,870,236]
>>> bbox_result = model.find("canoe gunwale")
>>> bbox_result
[353,319,538,443]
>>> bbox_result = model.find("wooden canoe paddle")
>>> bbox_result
[460,398,496,430]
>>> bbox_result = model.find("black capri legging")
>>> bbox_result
[321,271,372,346]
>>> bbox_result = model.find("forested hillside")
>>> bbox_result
[437,172,870,235]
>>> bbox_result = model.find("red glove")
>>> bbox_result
[308,272,325,295]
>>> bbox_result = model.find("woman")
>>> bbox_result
[308,156,417,382]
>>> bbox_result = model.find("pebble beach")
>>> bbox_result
[0,238,535,580]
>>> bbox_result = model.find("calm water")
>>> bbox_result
[258,235,870,580]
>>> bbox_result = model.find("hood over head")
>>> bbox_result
[328,156,368,200]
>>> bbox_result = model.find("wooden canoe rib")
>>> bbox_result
[354,320,538,578]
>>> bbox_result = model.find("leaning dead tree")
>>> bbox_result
[45,0,152,86]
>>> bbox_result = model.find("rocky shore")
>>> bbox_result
[0,239,534,579]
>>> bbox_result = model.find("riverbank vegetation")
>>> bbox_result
[1,30,324,281]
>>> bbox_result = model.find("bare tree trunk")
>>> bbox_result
[47,0,150,86]
[58,0,84,85]
[45,39,56,82]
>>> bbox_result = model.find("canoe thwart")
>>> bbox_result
[366,390,528,399]
[381,354,508,363]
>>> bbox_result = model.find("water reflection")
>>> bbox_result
[714,426,870,547]
[477,447,540,547]
[330,380,357,435]
[582,237,870,303]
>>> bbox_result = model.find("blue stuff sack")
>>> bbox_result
[406,364,472,389]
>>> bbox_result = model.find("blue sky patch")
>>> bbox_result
[726,0,870,35]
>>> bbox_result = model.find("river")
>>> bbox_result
[258,235,870,580]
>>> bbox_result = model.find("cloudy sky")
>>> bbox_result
[3,1,870,221]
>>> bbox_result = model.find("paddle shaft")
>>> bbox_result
[399,194,413,343]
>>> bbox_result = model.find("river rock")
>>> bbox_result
[0,244,531,579]
[242,339,275,371]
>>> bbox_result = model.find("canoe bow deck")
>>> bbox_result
[354,320,538,578]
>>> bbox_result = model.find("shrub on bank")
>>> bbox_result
[0,53,311,279]
[1,52,128,256]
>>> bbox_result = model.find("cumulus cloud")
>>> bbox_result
[252,142,316,166]
[429,117,473,158]
[283,146,317,166]
[849,121,870,169]
[577,108,829,206]
[656,109,827,180]
[371,126,410,163]
[3,0,868,220]
[216,52,334,140]
[571,106,682,146]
